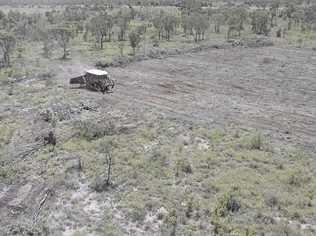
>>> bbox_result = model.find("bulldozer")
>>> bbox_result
[70,69,115,93]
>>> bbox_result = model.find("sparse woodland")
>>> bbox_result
[0,0,315,68]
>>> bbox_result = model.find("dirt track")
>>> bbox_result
[97,46,316,150]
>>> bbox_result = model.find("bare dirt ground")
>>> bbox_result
[98,46,316,151]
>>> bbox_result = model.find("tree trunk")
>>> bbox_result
[100,35,104,49]
[62,46,67,60]
[83,31,88,42]
[288,18,292,30]
[3,52,10,67]
[105,153,112,186]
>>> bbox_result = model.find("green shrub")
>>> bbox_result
[91,175,108,192]
[75,120,115,140]
[245,133,264,150]
[214,191,241,217]
[128,202,147,222]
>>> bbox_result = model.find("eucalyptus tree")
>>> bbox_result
[269,0,280,27]
[192,13,209,42]
[115,8,132,41]
[226,7,248,39]
[129,29,142,55]
[0,31,16,67]
[153,10,165,40]
[163,14,178,41]
[302,5,316,31]
[50,26,74,59]
[90,13,114,49]
[250,10,270,36]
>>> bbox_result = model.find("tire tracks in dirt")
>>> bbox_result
[104,46,316,151]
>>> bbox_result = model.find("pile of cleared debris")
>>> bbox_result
[229,36,274,48]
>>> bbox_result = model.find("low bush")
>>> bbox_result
[214,191,241,217]
[91,175,108,192]
[244,133,264,150]
[75,120,115,140]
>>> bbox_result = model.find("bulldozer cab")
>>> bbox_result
[85,69,109,78]
[85,69,114,93]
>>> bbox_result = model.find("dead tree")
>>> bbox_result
[33,188,53,224]
[105,152,113,186]
[93,140,115,192]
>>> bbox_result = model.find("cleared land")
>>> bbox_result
[0,45,316,235]
[105,46,316,150]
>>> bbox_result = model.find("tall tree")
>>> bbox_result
[213,13,225,34]
[183,0,202,15]
[153,10,165,40]
[50,26,74,59]
[285,3,296,30]
[250,10,270,36]
[192,13,209,42]
[183,12,208,42]
[226,8,248,39]
[302,6,316,31]
[0,32,16,67]
[115,9,131,41]
[90,13,113,49]
[129,30,142,55]
[182,14,193,37]
[0,10,7,30]
[163,14,178,41]
[269,0,280,27]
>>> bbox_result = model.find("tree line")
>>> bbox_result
[0,0,315,67]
